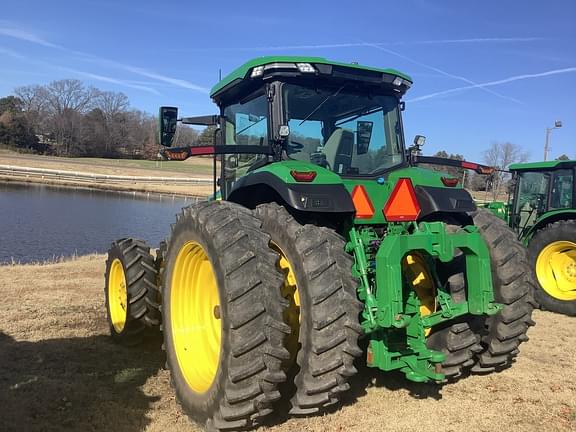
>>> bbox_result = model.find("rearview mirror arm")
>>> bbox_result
[180,115,220,126]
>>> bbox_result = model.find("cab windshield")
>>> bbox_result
[283,83,404,176]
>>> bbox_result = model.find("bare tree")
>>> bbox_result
[14,85,49,135]
[174,125,199,147]
[95,91,129,120]
[40,80,98,155]
[483,141,529,200]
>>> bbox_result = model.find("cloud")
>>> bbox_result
[362,42,522,104]
[407,67,576,102]
[0,22,208,94]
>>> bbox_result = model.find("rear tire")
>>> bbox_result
[104,238,159,346]
[528,220,576,316]
[162,201,290,431]
[253,203,363,415]
[469,209,536,372]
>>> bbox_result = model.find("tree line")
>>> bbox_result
[0,79,210,158]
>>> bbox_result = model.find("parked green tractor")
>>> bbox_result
[484,160,576,316]
[104,56,535,431]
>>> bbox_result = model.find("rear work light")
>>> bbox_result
[441,177,459,187]
[383,178,421,222]
[351,185,375,219]
[250,66,264,78]
[296,63,315,73]
[290,170,317,182]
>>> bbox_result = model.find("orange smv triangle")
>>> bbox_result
[351,185,375,219]
[383,178,421,222]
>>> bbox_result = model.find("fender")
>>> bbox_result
[227,166,355,213]
[524,209,576,243]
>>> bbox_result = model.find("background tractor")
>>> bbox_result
[104,56,535,431]
[483,160,576,316]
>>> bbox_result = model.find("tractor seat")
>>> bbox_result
[323,128,354,174]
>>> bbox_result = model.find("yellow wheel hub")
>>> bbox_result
[171,241,222,393]
[108,258,128,333]
[536,240,576,301]
[271,242,300,364]
[402,253,437,336]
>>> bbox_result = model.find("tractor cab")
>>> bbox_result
[159,56,413,198]
[509,160,576,238]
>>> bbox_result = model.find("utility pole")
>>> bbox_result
[544,120,563,161]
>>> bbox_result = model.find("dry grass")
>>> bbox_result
[0,152,216,196]
[1,258,575,431]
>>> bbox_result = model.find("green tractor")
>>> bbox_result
[104,56,535,431]
[484,160,576,316]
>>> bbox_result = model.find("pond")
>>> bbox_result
[0,182,198,264]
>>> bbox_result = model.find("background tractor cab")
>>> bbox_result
[505,160,576,316]
[508,160,576,240]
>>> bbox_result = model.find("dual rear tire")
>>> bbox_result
[104,238,160,345]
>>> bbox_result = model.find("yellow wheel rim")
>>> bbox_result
[402,253,437,336]
[271,242,300,364]
[108,258,128,333]
[171,241,221,393]
[536,240,576,301]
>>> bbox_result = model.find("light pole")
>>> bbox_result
[544,120,562,161]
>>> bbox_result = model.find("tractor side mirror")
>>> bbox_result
[158,106,178,147]
[357,121,373,155]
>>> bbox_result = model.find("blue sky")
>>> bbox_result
[0,0,575,162]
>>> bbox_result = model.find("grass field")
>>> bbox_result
[1,255,574,432]
[0,150,216,196]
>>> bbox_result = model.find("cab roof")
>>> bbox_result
[210,56,413,98]
[509,160,576,171]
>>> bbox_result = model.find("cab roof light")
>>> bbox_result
[351,185,375,219]
[383,178,421,222]
[290,170,317,182]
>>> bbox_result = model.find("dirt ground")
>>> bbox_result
[1,256,575,432]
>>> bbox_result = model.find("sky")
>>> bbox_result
[0,0,575,162]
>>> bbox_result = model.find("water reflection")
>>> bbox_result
[0,182,198,264]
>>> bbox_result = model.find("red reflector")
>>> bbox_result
[351,185,375,219]
[441,177,459,187]
[290,170,317,182]
[478,166,495,175]
[383,178,421,222]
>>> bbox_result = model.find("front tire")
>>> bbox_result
[162,201,290,431]
[528,220,576,316]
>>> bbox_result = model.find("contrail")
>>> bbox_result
[0,26,62,49]
[112,65,209,93]
[407,67,576,102]
[0,22,208,94]
[57,66,161,95]
[362,41,522,104]
[0,46,160,95]
[182,37,543,52]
